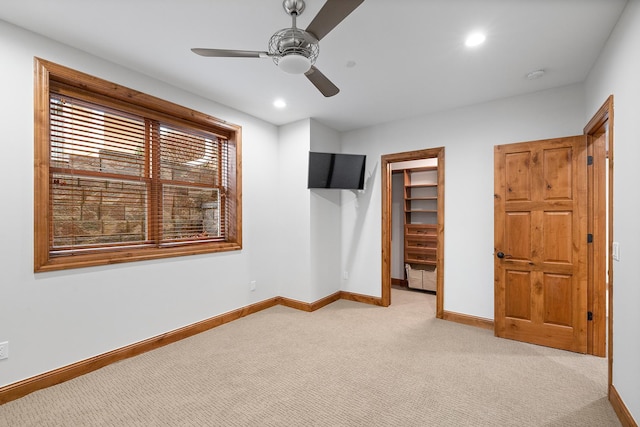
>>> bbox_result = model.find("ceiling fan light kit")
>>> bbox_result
[268,27,319,74]
[191,0,365,97]
[277,54,312,74]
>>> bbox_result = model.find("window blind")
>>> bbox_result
[158,124,227,244]
[49,93,228,255]
[35,59,241,271]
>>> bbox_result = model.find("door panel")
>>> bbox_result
[543,212,572,263]
[505,212,531,260]
[543,274,572,326]
[505,151,532,201]
[505,271,532,320]
[543,147,573,200]
[495,135,587,353]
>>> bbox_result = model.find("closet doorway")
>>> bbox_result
[381,147,444,316]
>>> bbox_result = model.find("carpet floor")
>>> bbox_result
[0,288,620,426]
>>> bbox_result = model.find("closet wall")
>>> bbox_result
[391,172,405,279]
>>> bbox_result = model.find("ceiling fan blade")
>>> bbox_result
[305,0,364,41]
[304,66,339,97]
[191,48,269,58]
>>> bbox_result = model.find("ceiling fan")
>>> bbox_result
[191,0,364,97]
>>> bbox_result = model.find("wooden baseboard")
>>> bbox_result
[278,292,342,312]
[279,291,382,311]
[340,290,384,306]
[391,278,408,287]
[0,297,279,405]
[442,310,494,331]
[0,290,384,405]
[610,384,638,427]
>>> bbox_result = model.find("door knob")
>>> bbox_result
[496,252,513,259]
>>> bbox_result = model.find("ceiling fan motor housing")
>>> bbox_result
[282,0,305,16]
[269,28,319,74]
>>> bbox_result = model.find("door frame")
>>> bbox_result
[583,95,614,387]
[381,147,444,314]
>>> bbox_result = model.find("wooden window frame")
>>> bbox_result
[34,58,242,272]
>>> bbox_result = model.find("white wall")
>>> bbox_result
[391,173,404,279]
[0,20,281,387]
[585,0,640,419]
[276,119,312,302]
[276,119,343,303]
[309,120,342,300]
[340,152,379,297]
[340,84,586,318]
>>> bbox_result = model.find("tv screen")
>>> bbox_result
[308,152,366,190]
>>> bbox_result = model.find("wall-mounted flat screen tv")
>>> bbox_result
[308,151,366,190]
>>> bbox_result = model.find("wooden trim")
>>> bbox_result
[340,291,384,306]
[442,310,494,331]
[276,296,315,312]
[609,385,638,427]
[33,58,51,271]
[391,278,408,287]
[608,109,615,398]
[435,148,445,319]
[35,243,243,273]
[381,157,392,307]
[231,127,242,247]
[584,95,614,387]
[33,58,243,272]
[277,292,342,312]
[381,147,444,315]
[584,95,613,136]
[38,59,239,135]
[0,297,279,405]
[381,148,443,164]
[585,132,607,357]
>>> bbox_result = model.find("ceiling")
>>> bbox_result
[0,0,628,132]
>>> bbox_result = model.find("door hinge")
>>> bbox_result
[587,311,593,321]
[587,155,593,165]
[587,233,593,243]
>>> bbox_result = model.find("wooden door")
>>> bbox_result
[494,136,588,353]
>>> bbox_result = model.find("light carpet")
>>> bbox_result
[0,288,620,426]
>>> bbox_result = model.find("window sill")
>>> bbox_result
[35,242,242,273]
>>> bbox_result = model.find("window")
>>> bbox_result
[34,58,241,271]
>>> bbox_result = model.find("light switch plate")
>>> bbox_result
[0,341,8,360]
[612,241,620,261]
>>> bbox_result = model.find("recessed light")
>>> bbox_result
[465,32,486,47]
[273,99,286,109]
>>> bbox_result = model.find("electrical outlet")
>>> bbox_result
[0,341,8,360]
[250,280,256,292]
[343,271,349,280]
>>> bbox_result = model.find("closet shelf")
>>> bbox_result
[404,167,438,270]
[405,184,437,188]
